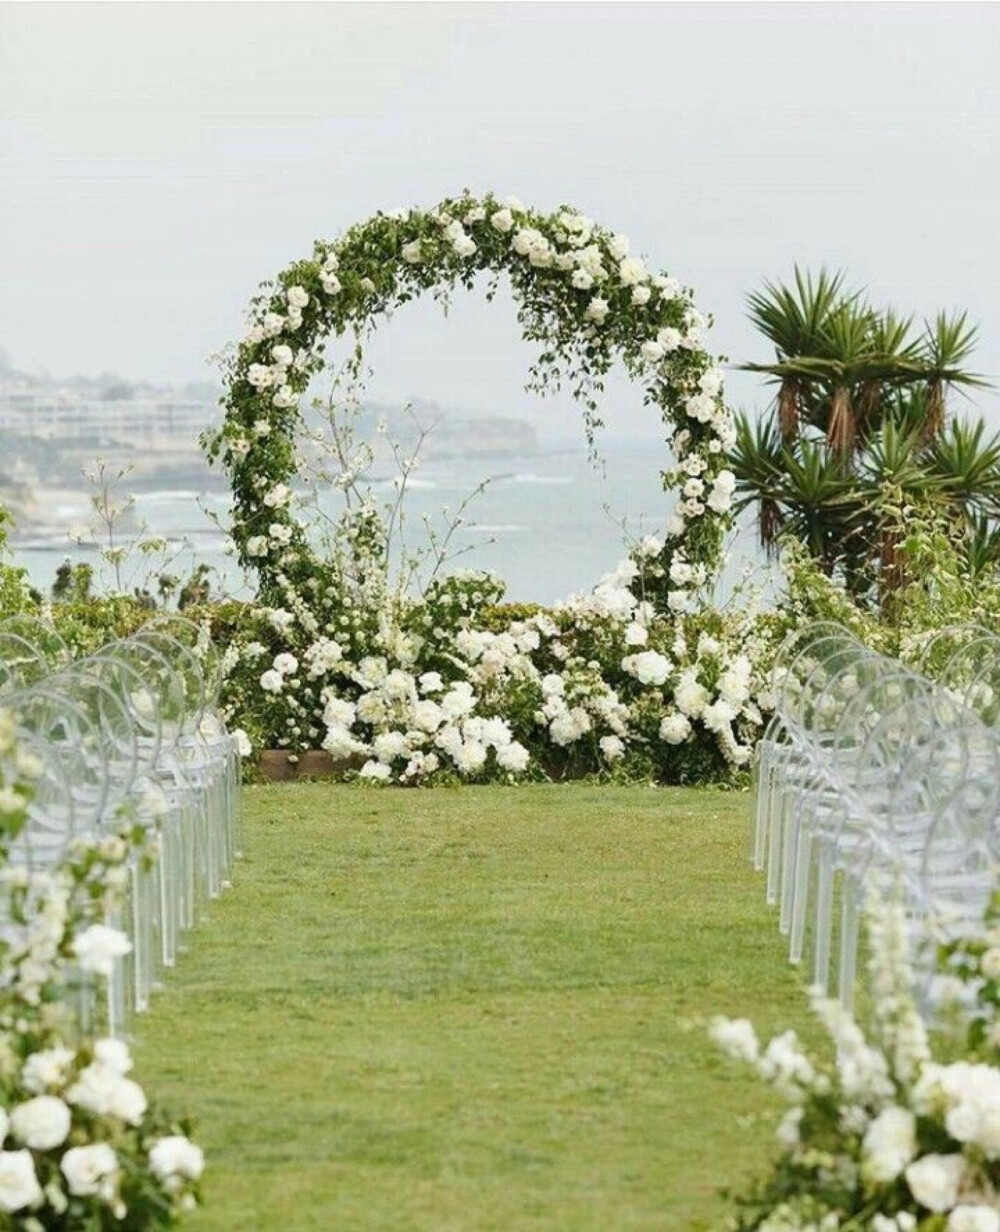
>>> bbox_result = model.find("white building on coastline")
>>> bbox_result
[0,380,217,449]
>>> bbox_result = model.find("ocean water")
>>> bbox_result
[14,445,772,606]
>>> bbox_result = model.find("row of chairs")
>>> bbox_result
[753,621,1000,1010]
[0,613,242,1036]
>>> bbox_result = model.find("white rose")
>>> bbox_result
[21,1046,75,1094]
[233,729,252,759]
[675,677,709,718]
[641,340,664,364]
[271,344,293,367]
[359,760,391,782]
[246,363,273,389]
[659,713,691,744]
[699,367,725,396]
[623,650,671,687]
[401,240,423,264]
[286,285,309,309]
[631,285,652,306]
[149,1136,205,1185]
[273,653,298,676]
[71,925,131,977]
[512,227,540,256]
[107,1077,147,1126]
[61,1144,118,1198]
[0,1150,42,1213]
[584,297,610,324]
[709,1016,759,1063]
[624,622,648,646]
[656,326,682,352]
[495,741,529,773]
[906,1154,965,1212]
[599,735,625,762]
[608,233,630,260]
[618,256,647,286]
[949,1209,1000,1232]
[246,536,268,557]
[686,393,716,422]
[263,483,291,508]
[490,208,514,233]
[9,1097,71,1151]
[453,233,477,258]
[713,469,737,496]
[571,268,594,291]
[260,669,283,694]
[272,385,296,409]
[981,949,1000,981]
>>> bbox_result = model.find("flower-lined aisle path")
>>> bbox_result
[135,785,809,1230]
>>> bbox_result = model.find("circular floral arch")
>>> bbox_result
[208,191,736,613]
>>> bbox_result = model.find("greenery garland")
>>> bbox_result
[207,191,736,613]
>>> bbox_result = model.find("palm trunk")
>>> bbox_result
[777,377,800,441]
[857,379,883,437]
[826,384,856,459]
[880,522,907,616]
[922,379,946,442]
[759,499,783,555]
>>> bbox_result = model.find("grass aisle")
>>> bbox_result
[135,784,809,1230]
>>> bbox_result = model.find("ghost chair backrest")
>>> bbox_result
[0,725,78,872]
[770,622,861,705]
[914,623,992,679]
[787,637,886,746]
[0,615,71,671]
[0,632,51,689]
[129,630,207,728]
[143,614,223,710]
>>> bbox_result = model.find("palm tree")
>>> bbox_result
[733,269,997,608]
[917,312,987,441]
[743,267,852,441]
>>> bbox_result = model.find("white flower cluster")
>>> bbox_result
[0,1035,203,1219]
[228,541,770,782]
[320,659,530,783]
[0,749,207,1225]
[712,894,1000,1232]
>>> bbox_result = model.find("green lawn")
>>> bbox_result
[134,784,810,1231]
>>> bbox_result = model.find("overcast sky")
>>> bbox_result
[2,1,999,444]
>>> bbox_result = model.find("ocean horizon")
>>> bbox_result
[12,441,773,607]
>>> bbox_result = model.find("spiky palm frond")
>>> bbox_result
[963,513,1000,577]
[926,417,1000,509]
[744,266,854,361]
[730,413,786,550]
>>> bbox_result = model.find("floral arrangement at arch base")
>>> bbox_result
[712,893,1000,1232]
[0,711,204,1228]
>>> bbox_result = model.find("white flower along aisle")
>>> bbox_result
[207,192,769,782]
